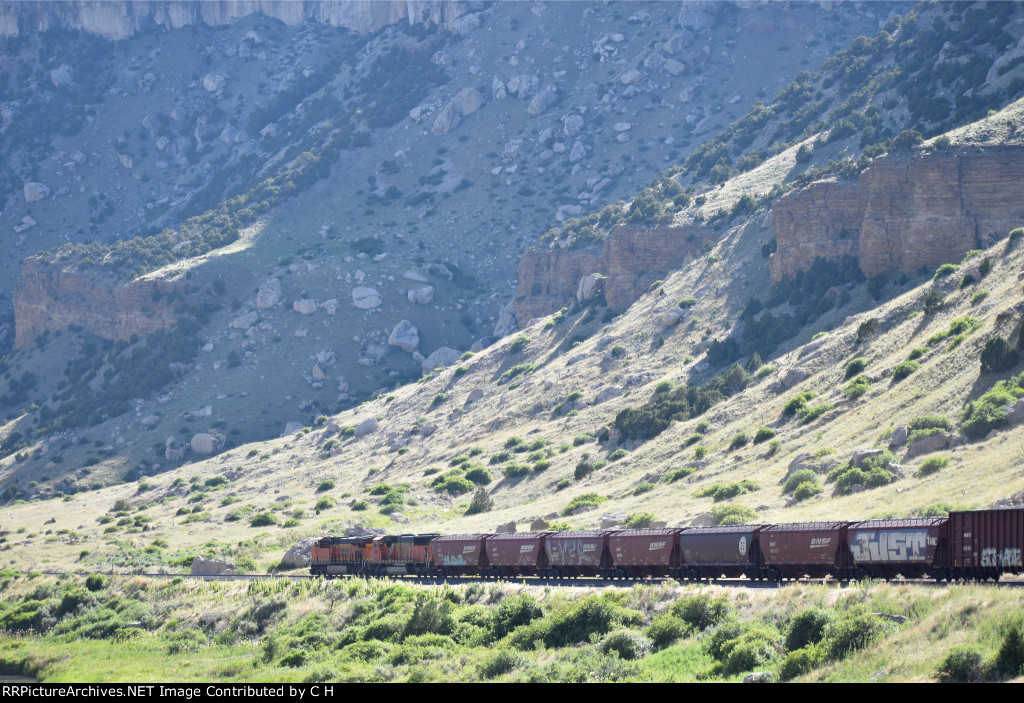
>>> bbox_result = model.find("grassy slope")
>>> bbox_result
[0,574,1022,682]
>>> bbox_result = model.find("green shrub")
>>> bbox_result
[782,392,816,417]
[489,451,513,465]
[464,466,493,485]
[799,403,834,425]
[844,375,871,398]
[696,480,759,502]
[917,456,950,477]
[645,615,690,651]
[933,263,960,280]
[249,512,279,527]
[729,432,750,450]
[753,427,776,444]
[960,372,1024,439]
[971,290,990,306]
[499,364,537,383]
[315,497,335,511]
[573,433,593,446]
[508,335,531,354]
[908,347,927,360]
[431,393,447,407]
[631,484,655,497]
[786,608,833,651]
[316,480,335,493]
[502,464,530,479]
[755,364,776,378]
[783,470,818,495]
[793,482,823,501]
[993,616,1024,679]
[778,644,825,681]
[891,361,920,382]
[671,594,733,631]
[622,512,657,528]
[665,467,696,483]
[824,610,889,659]
[711,504,758,526]
[609,448,628,461]
[936,644,987,683]
[678,297,697,308]
[684,433,703,446]
[85,574,106,592]
[600,629,653,660]
[561,493,607,516]
[844,357,869,379]
[856,318,880,341]
[351,501,369,511]
[479,649,526,679]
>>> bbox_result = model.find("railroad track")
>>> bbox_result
[32,570,1024,588]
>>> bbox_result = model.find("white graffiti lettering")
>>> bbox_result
[851,529,928,562]
[981,547,1023,568]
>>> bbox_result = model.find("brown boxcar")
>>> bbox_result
[760,522,851,579]
[608,529,683,578]
[949,508,1024,579]
[487,532,550,576]
[847,518,947,579]
[545,531,612,577]
[432,534,489,576]
[678,526,766,580]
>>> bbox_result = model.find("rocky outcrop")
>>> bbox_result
[770,150,1024,282]
[190,556,235,576]
[0,1,467,40]
[515,223,716,323]
[13,258,189,350]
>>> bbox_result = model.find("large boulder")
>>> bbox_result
[191,556,235,576]
[493,300,518,338]
[351,287,383,309]
[495,521,517,534]
[781,367,809,389]
[388,320,420,353]
[422,346,461,372]
[431,101,461,135]
[281,537,322,569]
[453,87,485,115]
[527,87,558,116]
[851,448,884,468]
[293,298,318,315]
[202,73,227,93]
[191,432,225,455]
[576,273,605,302]
[354,418,378,438]
[407,286,435,305]
[230,310,258,330]
[256,278,283,308]
[23,182,50,203]
[905,433,952,459]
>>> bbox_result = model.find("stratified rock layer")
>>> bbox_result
[0,1,465,40]
[13,258,188,349]
[770,150,1024,282]
[515,224,715,323]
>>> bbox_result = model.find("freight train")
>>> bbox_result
[309,507,1024,582]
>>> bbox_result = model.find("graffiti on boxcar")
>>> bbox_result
[549,540,600,565]
[850,529,931,562]
[981,547,1023,568]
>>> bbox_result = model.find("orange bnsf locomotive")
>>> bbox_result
[309,507,1024,582]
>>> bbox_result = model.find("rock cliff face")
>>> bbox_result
[515,224,716,323]
[770,149,1024,282]
[13,258,188,349]
[0,1,463,40]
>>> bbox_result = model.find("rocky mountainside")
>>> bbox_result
[0,0,906,493]
[4,1,1024,585]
